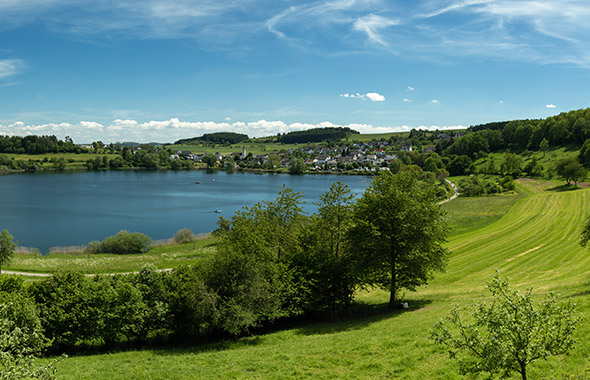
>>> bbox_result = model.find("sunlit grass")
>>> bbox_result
[7,237,218,274]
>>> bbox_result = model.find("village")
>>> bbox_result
[168,131,464,172]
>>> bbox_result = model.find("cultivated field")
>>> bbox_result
[48,179,590,379]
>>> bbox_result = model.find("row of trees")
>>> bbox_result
[0,135,83,154]
[174,132,249,145]
[277,127,359,144]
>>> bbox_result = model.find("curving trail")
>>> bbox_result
[438,179,459,205]
[1,268,173,278]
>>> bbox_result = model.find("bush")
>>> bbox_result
[100,230,152,254]
[173,228,195,244]
[85,240,101,254]
[499,175,516,191]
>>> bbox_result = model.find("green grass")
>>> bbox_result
[1,152,120,170]
[6,238,218,274]
[441,185,524,236]
[47,178,590,379]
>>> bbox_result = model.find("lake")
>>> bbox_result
[0,170,371,252]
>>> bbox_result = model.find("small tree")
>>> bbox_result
[173,228,196,244]
[0,230,16,274]
[201,153,217,169]
[431,276,582,380]
[288,157,305,174]
[578,213,590,249]
[555,157,587,185]
[539,138,549,158]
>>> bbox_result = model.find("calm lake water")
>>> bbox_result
[0,170,371,252]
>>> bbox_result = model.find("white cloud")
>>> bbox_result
[403,98,413,102]
[341,92,385,101]
[421,0,492,18]
[431,99,440,104]
[366,92,385,101]
[408,86,415,91]
[0,118,467,143]
[0,59,25,79]
[353,14,399,48]
[546,104,557,108]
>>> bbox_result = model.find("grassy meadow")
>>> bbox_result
[45,178,590,379]
[2,152,121,170]
[6,238,217,274]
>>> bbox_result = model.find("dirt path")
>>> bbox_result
[1,268,173,277]
[438,179,459,205]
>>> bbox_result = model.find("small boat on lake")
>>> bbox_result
[195,181,200,184]
[214,209,222,213]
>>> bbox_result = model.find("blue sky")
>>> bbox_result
[1,0,590,143]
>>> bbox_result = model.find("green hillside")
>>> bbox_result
[51,179,590,379]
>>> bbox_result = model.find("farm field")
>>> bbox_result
[49,179,590,379]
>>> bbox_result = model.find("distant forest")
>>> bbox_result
[440,108,590,156]
[0,135,85,154]
[175,132,249,145]
[277,127,359,144]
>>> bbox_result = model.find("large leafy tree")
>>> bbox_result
[350,171,448,308]
[294,182,359,316]
[0,230,16,274]
[431,276,582,380]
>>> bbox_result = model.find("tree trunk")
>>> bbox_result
[388,261,397,309]
[520,362,527,380]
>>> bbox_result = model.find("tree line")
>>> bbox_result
[0,135,84,154]
[277,127,359,144]
[174,132,250,145]
[442,108,590,157]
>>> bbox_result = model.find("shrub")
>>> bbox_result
[100,230,152,254]
[499,175,516,191]
[85,241,102,254]
[173,228,195,244]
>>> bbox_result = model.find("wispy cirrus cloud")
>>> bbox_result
[353,14,398,48]
[1,1,590,67]
[0,59,26,80]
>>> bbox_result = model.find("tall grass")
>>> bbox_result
[48,246,86,255]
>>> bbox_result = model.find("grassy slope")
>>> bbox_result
[51,179,590,379]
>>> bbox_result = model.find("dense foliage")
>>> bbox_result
[350,171,448,307]
[0,135,84,154]
[86,230,153,255]
[445,108,590,157]
[278,127,359,144]
[0,230,16,274]
[174,132,249,145]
